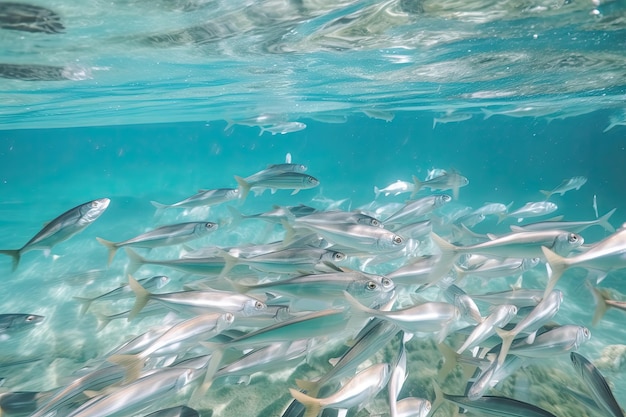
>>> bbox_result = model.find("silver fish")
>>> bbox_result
[150,188,239,212]
[289,363,391,417]
[0,198,110,271]
[443,393,557,417]
[125,247,227,276]
[0,313,44,334]
[374,180,415,198]
[508,324,591,358]
[383,195,451,228]
[457,304,518,354]
[235,172,319,200]
[506,201,558,223]
[571,352,625,417]
[144,406,200,417]
[96,221,218,264]
[412,170,469,200]
[542,226,626,297]
[540,176,587,199]
[510,208,615,234]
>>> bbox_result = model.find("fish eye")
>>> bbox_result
[333,252,345,261]
[583,328,591,337]
[568,234,579,243]
[381,277,392,287]
[393,235,403,245]
[26,315,36,322]
[443,195,452,202]
[225,313,235,322]
[366,281,378,291]
[371,219,381,227]
[255,301,265,310]
[205,223,215,228]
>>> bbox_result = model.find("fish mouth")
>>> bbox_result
[96,198,111,209]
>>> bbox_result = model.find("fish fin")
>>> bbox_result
[190,348,224,406]
[597,208,617,233]
[526,330,537,344]
[586,281,609,326]
[95,237,118,266]
[281,220,297,247]
[411,175,422,197]
[428,232,458,283]
[496,213,508,224]
[72,296,94,317]
[0,250,20,271]
[150,200,168,217]
[227,277,251,294]
[107,353,143,383]
[291,189,300,195]
[127,274,151,321]
[541,246,569,299]
[234,176,251,202]
[539,190,552,200]
[295,378,321,397]
[480,108,494,120]
[374,186,381,199]
[437,342,459,380]
[226,205,243,228]
[289,388,322,417]
[217,249,238,279]
[93,312,112,332]
[430,381,446,417]
[124,248,145,276]
[494,328,515,366]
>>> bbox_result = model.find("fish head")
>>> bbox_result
[242,299,267,317]
[305,175,320,188]
[576,326,592,346]
[19,314,45,327]
[227,189,240,199]
[218,312,235,330]
[79,198,111,223]
[436,194,453,206]
[155,275,170,289]
[553,232,584,254]
[524,257,541,270]
[357,215,383,228]
[321,250,347,264]
[377,232,406,251]
[197,222,218,236]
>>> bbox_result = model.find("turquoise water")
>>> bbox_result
[1,1,626,417]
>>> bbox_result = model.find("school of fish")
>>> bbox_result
[1,157,625,417]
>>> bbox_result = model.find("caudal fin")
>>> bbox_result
[495,328,516,366]
[541,246,570,299]
[295,378,322,398]
[0,250,20,272]
[124,248,145,276]
[150,200,169,217]
[539,190,552,200]
[73,296,95,317]
[596,208,616,233]
[428,233,459,284]
[289,388,323,417]
[127,274,152,321]
[95,237,118,266]
[107,353,144,383]
[586,281,610,326]
[234,176,251,202]
[411,175,422,198]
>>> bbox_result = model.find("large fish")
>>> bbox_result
[0,198,110,271]
[570,352,625,417]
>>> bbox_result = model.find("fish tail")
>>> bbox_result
[539,190,552,200]
[281,219,297,247]
[437,342,459,380]
[190,348,224,406]
[95,237,118,266]
[0,249,20,272]
[127,274,151,321]
[93,312,112,332]
[295,379,321,397]
[218,249,238,279]
[289,388,322,417]
[586,281,609,326]
[411,175,422,197]
[124,248,145,276]
[227,278,250,294]
[226,205,243,228]
[541,246,569,299]
[149,200,168,217]
[430,381,446,417]
[234,176,251,202]
[597,208,617,233]
[428,232,459,283]
[342,290,378,334]
[73,296,94,317]
[107,353,144,382]
[480,108,494,120]
[495,328,515,366]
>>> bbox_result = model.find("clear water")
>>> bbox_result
[1,1,626,416]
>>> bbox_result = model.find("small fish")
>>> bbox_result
[570,352,625,417]
[383,195,451,229]
[506,201,558,223]
[96,222,218,265]
[0,198,110,271]
[374,180,415,198]
[432,112,472,129]
[0,314,44,336]
[603,111,626,133]
[507,324,591,358]
[259,121,307,136]
[150,188,239,213]
[540,176,587,199]
[457,304,518,354]
[412,171,469,200]
[235,172,319,201]
[510,208,616,234]
[362,109,395,122]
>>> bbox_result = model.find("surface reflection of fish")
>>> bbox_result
[0,2,64,34]
[0,198,110,271]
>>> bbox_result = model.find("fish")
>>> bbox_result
[456,304,518,354]
[603,111,626,133]
[150,188,239,213]
[495,290,563,365]
[509,208,616,234]
[383,195,452,228]
[0,198,110,271]
[374,180,415,198]
[540,176,587,199]
[235,172,320,201]
[259,121,307,136]
[472,202,512,218]
[542,226,626,297]
[388,334,408,417]
[96,222,218,265]
[507,324,591,358]
[65,367,196,417]
[570,352,625,417]
[289,362,391,417]
[0,313,44,335]
[586,281,626,326]
[432,111,473,129]
[124,247,228,276]
[412,170,469,200]
[443,393,557,417]
[506,201,558,223]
